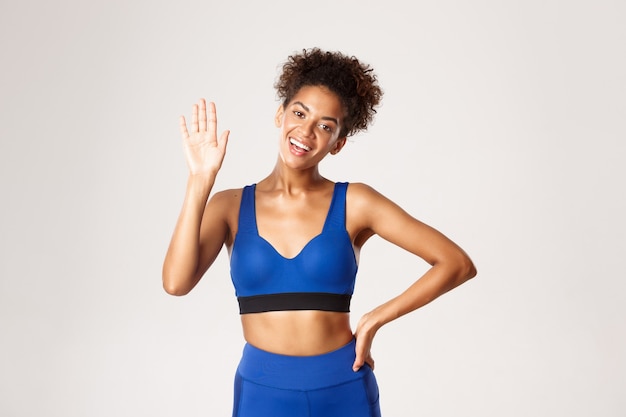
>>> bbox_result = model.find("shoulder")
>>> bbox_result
[204,187,247,242]
[207,187,247,214]
[210,187,244,202]
[345,182,387,205]
[343,182,398,242]
[346,182,410,224]
[344,182,390,222]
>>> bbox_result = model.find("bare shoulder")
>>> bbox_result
[346,181,415,230]
[345,182,402,237]
[346,182,394,208]
[209,187,244,206]
[203,187,246,246]
[207,187,245,218]
[346,182,376,199]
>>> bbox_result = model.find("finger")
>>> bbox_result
[352,351,365,372]
[179,116,189,139]
[365,355,375,370]
[208,101,217,138]
[191,104,199,133]
[198,98,207,132]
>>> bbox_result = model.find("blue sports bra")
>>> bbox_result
[230,182,358,314]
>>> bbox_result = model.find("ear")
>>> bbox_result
[274,104,285,127]
[330,137,347,155]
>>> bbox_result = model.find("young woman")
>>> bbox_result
[163,48,476,417]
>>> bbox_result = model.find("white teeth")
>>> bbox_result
[289,138,311,151]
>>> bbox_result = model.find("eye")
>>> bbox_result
[319,124,332,132]
[293,110,305,118]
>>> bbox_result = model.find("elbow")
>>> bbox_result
[162,271,192,296]
[458,254,477,283]
[466,260,477,280]
[163,282,190,296]
[442,251,476,287]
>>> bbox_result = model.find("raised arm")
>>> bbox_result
[162,99,230,296]
[349,183,477,370]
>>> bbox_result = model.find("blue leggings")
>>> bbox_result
[232,338,381,417]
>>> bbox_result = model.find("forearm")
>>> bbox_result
[162,174,216,295]
[365,259,476,332]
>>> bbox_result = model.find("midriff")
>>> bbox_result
[240,310,353,356]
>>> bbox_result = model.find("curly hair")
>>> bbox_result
[275,48,383,138]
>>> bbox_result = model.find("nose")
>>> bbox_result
[299,120,315,138]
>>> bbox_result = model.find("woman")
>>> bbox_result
[163,48,476,417]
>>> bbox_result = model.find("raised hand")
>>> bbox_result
[179,99,230,176]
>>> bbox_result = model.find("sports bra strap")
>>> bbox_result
[237,184,257,234]
[322,182,348,232]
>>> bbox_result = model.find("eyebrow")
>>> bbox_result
[293,101,339,125]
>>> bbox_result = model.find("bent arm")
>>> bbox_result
[163,99,231,296]
[372,218,475,326]
[350,184,477,369]
[357,183,476,324]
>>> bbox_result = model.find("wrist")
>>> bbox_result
[367,304,398,331]
[185,174,215,199]
[361,309,385,334]
[187,172,216,185]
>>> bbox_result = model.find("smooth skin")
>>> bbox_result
[163,86,477,372]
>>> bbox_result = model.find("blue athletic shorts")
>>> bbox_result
[232,338,381,417]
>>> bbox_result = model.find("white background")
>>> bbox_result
[1,0,624,416]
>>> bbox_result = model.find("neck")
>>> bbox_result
[259,157,330,194]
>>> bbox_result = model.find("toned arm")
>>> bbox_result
[347,183,477,370]
[162,182,233,296]
[162,99,231,296]
[351,182,476,321]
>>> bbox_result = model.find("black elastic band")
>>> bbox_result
[238,292,351,314]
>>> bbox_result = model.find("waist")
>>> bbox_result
[241,310,353,356]
[237,338,361,390]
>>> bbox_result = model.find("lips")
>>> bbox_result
[289,137,312,152]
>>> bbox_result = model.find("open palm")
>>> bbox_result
[179,99,229,176]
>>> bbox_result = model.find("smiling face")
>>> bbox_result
[275,85,347,170]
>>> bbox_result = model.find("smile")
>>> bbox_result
[289,138,312,152]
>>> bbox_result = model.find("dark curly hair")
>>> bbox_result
[275,48,383,138]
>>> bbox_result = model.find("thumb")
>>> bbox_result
[352,352,365,372]
[218,130,230,152]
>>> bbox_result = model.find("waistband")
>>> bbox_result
[236,338,363,390]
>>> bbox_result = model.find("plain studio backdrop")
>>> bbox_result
[1,0,624,416]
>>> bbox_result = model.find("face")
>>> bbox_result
[274,85,347,169]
